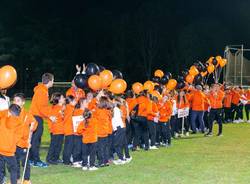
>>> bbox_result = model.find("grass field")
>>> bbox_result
[23,101,250,184]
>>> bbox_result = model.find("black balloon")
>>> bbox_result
[212,58,218,65]
[176,81,185,89]
[154,85,163,94]
[181,69,189,77]
[152,76,160,83]
[194,74,202,84]
[164,72,172,79]
[160,76,169,85]
[112,70,123,79]
[99,65,105,72]
[74,74,88,89]
[177,75,184,82]
[86,63,100,76]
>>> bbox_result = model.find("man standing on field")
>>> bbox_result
[29,73,55,167]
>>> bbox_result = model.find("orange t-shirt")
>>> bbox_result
[245,90,250,104]
[137,96,150,117]
[63,104,75,136]
[77,117,97,144]
[231,90,241,105]
[126,98,137,113]
[157,100,172,122]
[93,108,112,138]
[147,101,158,121]
[208,90,225,109]
[224,91,233,108]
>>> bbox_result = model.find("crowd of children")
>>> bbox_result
[0,69,250,184]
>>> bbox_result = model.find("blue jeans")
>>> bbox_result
[191,110,205,132]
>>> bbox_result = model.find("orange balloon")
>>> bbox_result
[88,75,102,91]
[0,65,17,89]
[99,70,113,88]
[185,74,194,83]
[207,64,215,74]
[143,81,154,92]
[150,90,162,100]
[216,55,222,61]
[132,82,143,94]
[219,59,227,67]
[154,69,164,78]
[109,79,127,94]
[189,66,199,76]
[166,79,177,90]
[208,56,214,64]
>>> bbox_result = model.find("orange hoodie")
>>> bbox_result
[48,105,64,135]
[224,91,233,108]
[93,108,112,138]
[189,90,209,111]
[126,98,137,113]
[231,90,241,105]
[245,89,250,104]
[88,98,97,111]
[176,95,190,109]
[66,87,85,101]
[30,84,51,118]
[0,115,22,156]
[136,96,150,117]
[63,104,75,136]
[157,100,172,122]
[77,117,97,144]
[208,90,225,109]
[147,101,158,121]
[17,108,38,148]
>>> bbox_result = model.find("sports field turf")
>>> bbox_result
[23,101,250,184]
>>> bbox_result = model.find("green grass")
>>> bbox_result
[23,101,250,184]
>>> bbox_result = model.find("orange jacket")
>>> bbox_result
[245,90,250,104]
[63,104,75,136]
[17,108,38,148]
[30,84,51,118]
[72,109,84,136]
[231,90,241,105]
[66,87,85,102]
[48,105,64,135]
[224,91,233,108]
[189,90,208,111]
[93,108,112,138]
[126,98,137,113]
[176,95,190,109]
[136,96,150,117]
[157,100,172,122]
[208,90,225,109]
[147,101,158,121]
[0,114,22,156]
[88,98,97,111]
[77,117,97,144]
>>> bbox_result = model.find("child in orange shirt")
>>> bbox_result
[77,107,98,171]
[0,104,22,184]
[62,95,77,165]
[46,93,65,165]
[13,93,38,184]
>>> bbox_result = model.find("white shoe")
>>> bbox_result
[247,120,250,123]
[125,157,133,163]
[150,146,158,150]
[113,159,126,165]
[72,162,82,168]
[174,133,179,138]
[185,132,189,137]
[239,119,243,123]
[89,166,98,171]
[161,143,167,146]
[233,120,239,124]
[82,166,88,171]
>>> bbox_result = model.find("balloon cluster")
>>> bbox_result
[74,63,127,94]
[0,65,17,89]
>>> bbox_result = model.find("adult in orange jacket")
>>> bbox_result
[223,88,233,122]
[13,93,38,183]
[29,73,54,167]
[206,84,225,136]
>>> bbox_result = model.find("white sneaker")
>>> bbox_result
[185,132,189,137]
[239,119,243,123]
[174,133,179,138]
[113,159,126,165]
[125,157,133,163]
[82,166,88,171]
[89,166,98,171]
[233,120,239,124]
[72,162,82,168]
[247,120,250,123]
[161,143,167,146]
[150,146,158,150]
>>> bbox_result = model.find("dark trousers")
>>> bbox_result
[224,107,232,122]
[30,116,43,162]
[72,135,82,162]
[0,154,17,184]
[113,127,128,160]
[208,108,223,134]
[203,111,209,128]
[82,143,96,167]
[245,104,250,120]
[132,120,141,148]
[134,116,149,149]
[177,117,189,132]
[191,110,205,132]
[97,137,108,165]
[16,147,30,180]
[157,122,171,145]
[126,120,133,145]
[63,135,74,165]
[232,103,242,120]
[170,115,178,136]
[46,134,64,162]
[107,134,114,160]
[148,121,157,146]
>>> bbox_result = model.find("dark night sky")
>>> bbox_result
[0,0,250,95]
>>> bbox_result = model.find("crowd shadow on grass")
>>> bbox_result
[176,135,207,140]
